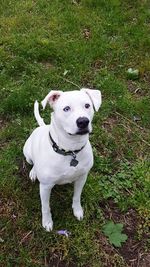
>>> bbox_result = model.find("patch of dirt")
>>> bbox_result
[45,251,77,267]
[92,58,104,70]
[82,28,91,39]
[0,198,18,220]
[0,195,28,231]
[102,115,119,132]
[18,159,30,179]
[39,60,54,69]
[0,118,7,129]
[98,200,150,267]
[140,254,150,267]
[127,80,149,98]
[96,231,126,267]
[144,73,150,84]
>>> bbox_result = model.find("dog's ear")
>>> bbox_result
[41,90,63,109]
[81,88,102,111]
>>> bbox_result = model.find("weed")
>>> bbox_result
[102,221,128,247]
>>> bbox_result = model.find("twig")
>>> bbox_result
[44,255,48,267]
[115,111,150,147]
[19,231,32,244]
[125,188,133,196]
[72,0,79,5]
[136,135,150,147]
[115,111,144,131]
[59,76,80,89]
[137,250,143,267]
[118,123,132,134]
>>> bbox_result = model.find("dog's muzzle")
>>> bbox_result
[76,117,89,135]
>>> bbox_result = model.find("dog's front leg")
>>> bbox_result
[72,174,87,221]
[39,183,54,231]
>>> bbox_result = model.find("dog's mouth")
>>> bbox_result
[76,128,89,135]
[69,128,90,136]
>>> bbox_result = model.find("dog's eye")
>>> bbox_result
[63,106,71,112]
[85,103,90,109]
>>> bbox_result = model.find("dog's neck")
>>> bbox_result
[49,115,89,151]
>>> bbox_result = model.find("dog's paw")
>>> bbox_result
[29,168,37,182]
[73,206,84,221]
[42,220,53,232]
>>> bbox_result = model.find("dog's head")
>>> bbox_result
[41,88,102,136]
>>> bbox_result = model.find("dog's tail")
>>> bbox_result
[34,101,45,126]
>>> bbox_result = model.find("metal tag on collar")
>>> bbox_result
[53,144,58,152]
[70,152,78,167]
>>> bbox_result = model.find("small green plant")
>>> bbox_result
[102,221,128,247]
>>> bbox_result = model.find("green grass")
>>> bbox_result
[0,0,150,266]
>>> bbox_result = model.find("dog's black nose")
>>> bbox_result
[76,117,89,129]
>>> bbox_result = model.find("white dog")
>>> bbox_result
[23,88,102,231]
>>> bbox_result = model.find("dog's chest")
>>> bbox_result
[56,161,88,185]
[57,153,92,184]
[36,148,93,185]
[33,129,93,184]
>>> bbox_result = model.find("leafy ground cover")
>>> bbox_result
[0,0,150,266]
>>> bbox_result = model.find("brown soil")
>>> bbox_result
[99,200,150,267]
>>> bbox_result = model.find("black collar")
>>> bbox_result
[49,132,86,167]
